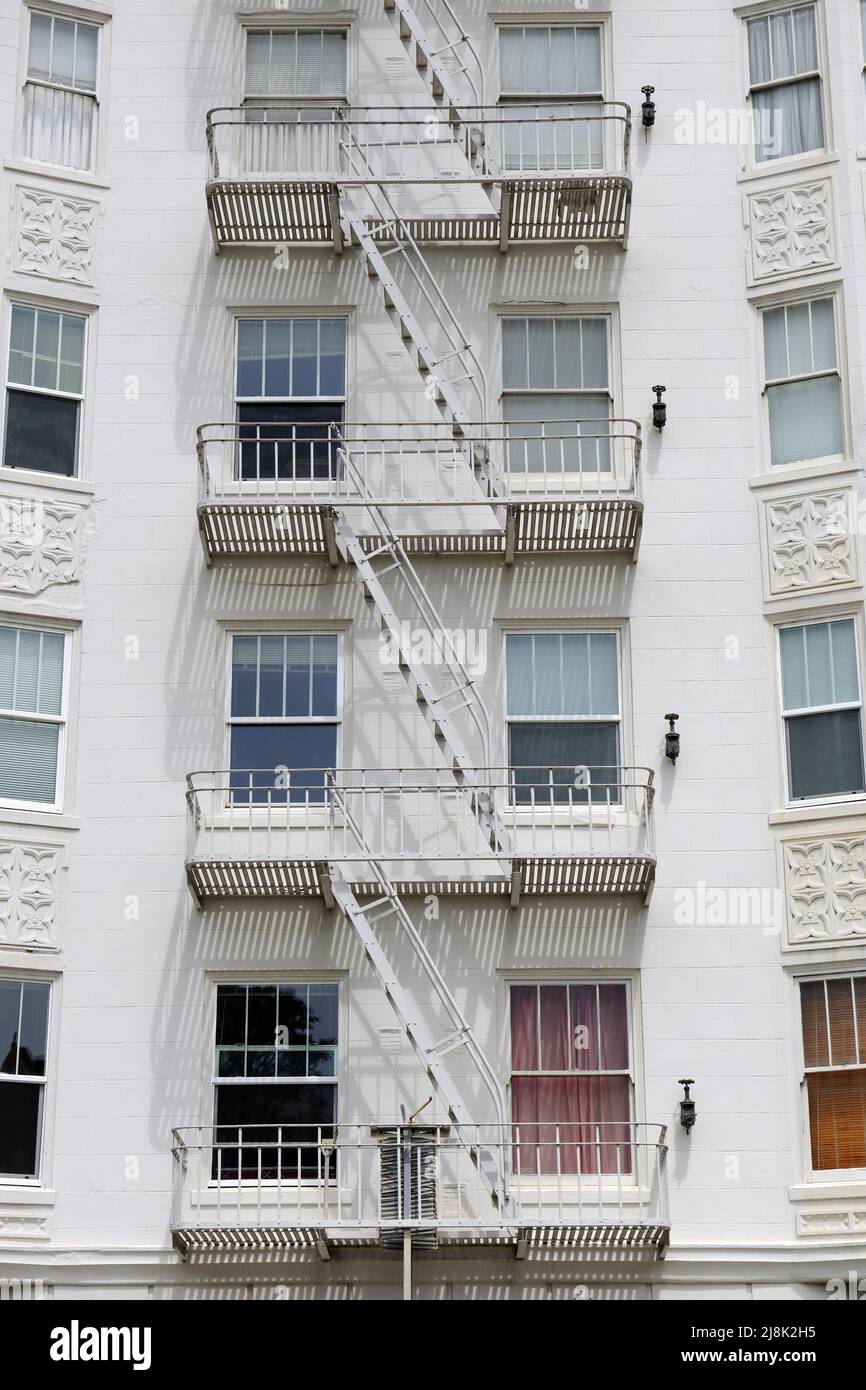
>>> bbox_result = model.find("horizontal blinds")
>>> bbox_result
[0,718,59,803]
[807,1070,866,1170]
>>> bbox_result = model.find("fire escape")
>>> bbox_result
[176,1,667,1271]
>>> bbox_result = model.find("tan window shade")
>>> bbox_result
[807,1070,866,1171]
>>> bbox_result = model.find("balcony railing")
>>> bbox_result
[195,420,643,562]
[185,766,656,904]
[171,1122,669,1257]
[205,104,632,248]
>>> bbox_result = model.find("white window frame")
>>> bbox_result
[223,629,343,807]
[3,300,88,480]
[759,289,847,470]
[499,312,615,484]
[797,970,866,1182]
[0,620,71,814]
[776,612,866,808]
[503,971,648,1195]
[740,0,831,171]
[240,23,350,105]
[19,4,107,176]
[0,974,52,1185]
[503,627,623,768]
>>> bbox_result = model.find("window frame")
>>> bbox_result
[240,23,350,105]
[776,612,866,808]
[502,627,624,790]
[222,628,343,807]
[503,971,644,1189]
[3,299,88,481]
[797,970,866,1181]
[19,4,107,177]
[0,974,52,1185]
[758,288,847,470]
[0,620,71,814]
[741,0,830,169]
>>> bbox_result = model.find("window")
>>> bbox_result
[505,631,621,803]
[762,296,843,467]
[23,9,99,171]
[235,318,346,482]
[213,981,338,1179]
[861,1,866,105]
[228,633,339,804]
[244,29,347,101]
[800,975,866,1172]
[4,303,86,477]
[501,316,611,476]
[746,4,824,162]
[510,981,633,1175]
[779,618,865,802]
[0,625,67,809]
[498,24,604,170]
[0,978,50,1180]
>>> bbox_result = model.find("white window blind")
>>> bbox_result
[23,10,99,170]
[502,317,611,473]
[780,619,864,802]
[746,4,823,161]
[763,297,842,467]
[0,626,65,806]
[245,29,347,98]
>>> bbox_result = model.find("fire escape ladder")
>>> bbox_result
[338,128,506,513]
[326,785,508,1206]
[382,0,493,182]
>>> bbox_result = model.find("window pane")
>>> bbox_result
[763,306,788,380]
[0,718,60,803]
[0,981,21,1074]
[216,984,247,1048]
[785,302,812,377]
[526,319,555,388]
[538,985,570,1070]
[511,1075,631,1174]
[807,1070,866,1170]
[523,27,551,93]
[792,4,818,71]
[52,18,76,86]
[510,985,538,1069]
[236,403,342,482]
[246,984,277,1048]
[59,316,86,395]
[236,320,264,396]
[307,984,338,1045]
[18,983,49,1077]
[800,980,829,1068]
[827,978,857,1067]
[291,320,318,395]
[311,635,338,716]
[578,318,608,389]
[570,984,598,1070]
[599,983,629,1069]
[74,23,98,91]
[34,310,60,391]
[747,16,771,85]
[768,374,842,466]
[781,619,859,710]
[277,984,308,1048]
[245,31,271,96]
[786,709,865,800]
[257,635,286,718]
[505,633,534,715]
[322,32,347,93]
[13,629,41,711]
[284,633,312,716]
[231,635,259,716]
[780,625,808,710]
[318,319,346,396]
[9,305,36,386]
[499,28,525,90]
[810,298,836,371]
[264,320,292,398]
[229,725,337,803]
[509,722,620,803]
[29,11,52,80]
[501,319,528,390]
[0,1079,41,1178]
[37,633,64,716]
[753,77,823,162]
[4,389,79,476]
[532,633,565,715]
[552,319,581,389]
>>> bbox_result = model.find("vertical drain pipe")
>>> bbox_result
[402,1126,413,1301]
[403,1228,413,1302]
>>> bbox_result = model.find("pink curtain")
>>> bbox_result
[511,983,632,1176]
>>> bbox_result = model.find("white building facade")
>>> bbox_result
[0,0,865,1302]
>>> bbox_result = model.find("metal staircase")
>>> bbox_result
[382,0,492,180]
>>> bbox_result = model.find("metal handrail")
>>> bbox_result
[196,418,643,506]
[205,103,632,184]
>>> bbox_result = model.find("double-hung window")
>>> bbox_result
[800,975,866,1173]
[213,981,338,1180]
[505,631,621,804]
[498,24,604,171]
[23,9,99,171]
[244,28,347,102]
[227,632,339,804]
[501,316,611,477]
[0,624,67,810]
[762,296,843,467]
[779,617,865,802]
[4,303,86,477]
[746,4,824,163]
[510,981,633,1175]
[235,318,346,482]
[0,978,50,1180]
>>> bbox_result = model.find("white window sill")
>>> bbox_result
[0,1184,55,1204]
[0,809,80,832]
[0,467,95,502]
[737,149,839,185]
[748,457,859,492]
[769,797,866,828]
[4,158,109,193]
[789,1178,866,1202]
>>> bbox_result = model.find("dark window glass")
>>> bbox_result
[236,403,343,481]
[213,1083,336,1180]
[18,984,49,1076]
[509,721,619,803]
[787,710,865,800]
[229,724,338,803]
[0,1080,41,1177]
[4,389,79,476]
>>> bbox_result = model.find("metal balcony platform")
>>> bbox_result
[206,177,631,251]
[186,855,656,907]
[197,499,643,564]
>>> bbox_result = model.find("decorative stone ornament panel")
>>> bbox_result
[795,1206,866,1237]
[781,833,866,950]
[0,841,65,951]
[0,496,83,595]
[764,487,857,597]
[746,179,835,286]
[14,185,97,286]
